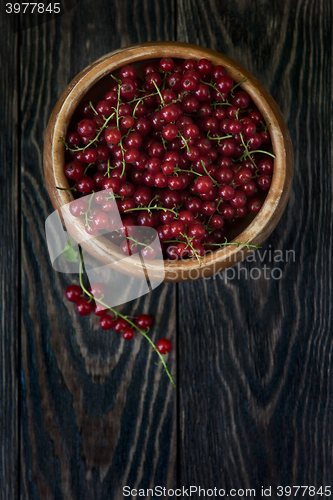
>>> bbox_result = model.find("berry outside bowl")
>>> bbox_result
[43,41,293,283]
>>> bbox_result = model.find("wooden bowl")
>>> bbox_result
[43,41,293,283]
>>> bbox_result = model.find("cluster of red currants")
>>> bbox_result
[65,283,171,354]
[61,56,274,262]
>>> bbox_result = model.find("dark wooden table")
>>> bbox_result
[1,0,333,498]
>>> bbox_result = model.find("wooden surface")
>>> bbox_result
[1,0,333,497]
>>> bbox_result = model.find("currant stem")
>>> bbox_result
[125,235,154,250]
[81,192,95,229]
[59,112,115,153]
[207,133,233,141]
[201,160,220,187]
[153,80,165,106]
[83,162,94,176]
[110,74,121,84]
[179,232,203,265]
[230,77,247,97]
[202,238,261,250]
[248,149,276,158]
[56,185,77,191]
[89,101,98,115]
[178,133,191,154]
[203,80,225,101]
[124,204,179,217]
[78,249,175,387]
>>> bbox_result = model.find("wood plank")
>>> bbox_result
[20,1,177,497]
[177,0,333,490]
[0,15,19,500]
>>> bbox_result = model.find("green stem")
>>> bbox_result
[82,192,95,229]
[78,249,175,387]
[203,80,225,101]
[110,74,121,84]
[59,112,115,153]
[56,185,77,191]
[207,199,222,229]
[127,92,157,105]
[132,99,142,119]
[89,101,98,115]
[179,133,191,153]
[230,77,247,97]
[174,166,201,177]
[125,236,153,250]
[179,232,203,265]
[153,80,165,105]
[201,160,220,187]
[83,162,94,176]
[202,238,261,250]
[207,133,233,141]
[114,83,127,178]
[124,204,179,217]
[248,149,276,158]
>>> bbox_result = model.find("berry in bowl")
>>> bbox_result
[43,41,293,283]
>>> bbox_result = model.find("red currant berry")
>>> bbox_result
[120,79,136,100]
[257,175,272,190]
[141,244,158,259]
[156,338,172,354]
[120,65,137,80]
[166,72,182,91]
[77,119,96,138]
[210,214,224,229]
[159,57,175,72]
[162,124,179,141]
[88,283,105,299]
[232,91,250,109]
[230,191,247,208]
[100,314,115,330]
[93,211,109,229]
[134,187,152,206]
[202,201,217,216]
[94,304,108,316]
[258,158,274,175]
[105,127,121,144]
[188,223,206,240]
[64,161,84,180]
[70,199,88,217]
[65,285,82,302]
[196,58,212,75]
[135,314,152,330]
[161,104,181,123]
[76,176,94,193]
[154,172,168,188]
[145,72,162,91]
[234,167,252,186]
[176,242,189,257]
[102,177,120,193]
[75,298,93,316]
[195,176,213,194]
[123,327,135,340]
[216,75,233,93]
[220,204,235,220]
[248,198,263,213]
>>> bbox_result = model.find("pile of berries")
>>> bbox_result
[61,56,274,262]
[65,283,172,354]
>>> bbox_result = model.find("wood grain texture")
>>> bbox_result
[20,1,177,498]
[177,0,333,491]
[0,14,19,500]
[3,0,332,497]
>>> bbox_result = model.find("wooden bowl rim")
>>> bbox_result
[43,41,294,283]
